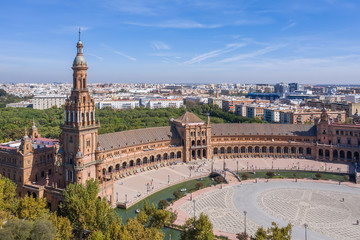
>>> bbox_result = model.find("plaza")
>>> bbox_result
[173,180,360,240]
[112,157,352,206]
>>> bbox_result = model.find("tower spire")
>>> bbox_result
[79,27,81,41]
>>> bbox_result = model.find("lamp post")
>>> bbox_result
[304,223,308,240]
[243,211,247,236]
[237,160,239,175]
[168,174,170,184]
[125,194,127,204]
[116,192,118,202]
[272,161,274,170]
[193,200,196,219]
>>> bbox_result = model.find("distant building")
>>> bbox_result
[208,98,223,109]
[6,101,33,108]
[235,104,247,117]
[264,109,281,123]
[96,100,139,109]
[280,110,346,124]
[246,93,280,101]
[147,98,183,109]
[246,105,265,120]
[274,83,289,97]
[33,95,66,110]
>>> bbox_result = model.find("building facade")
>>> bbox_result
[1,37,360,210]
[33,95,67,110]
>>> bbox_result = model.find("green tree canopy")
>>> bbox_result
[181,213,215,240]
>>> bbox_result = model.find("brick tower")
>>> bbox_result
[60,30,99,186]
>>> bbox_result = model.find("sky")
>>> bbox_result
[0,0,360,84]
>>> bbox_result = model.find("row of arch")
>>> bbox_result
[213,146,312,155]
[102,151,182,175]
[318,149,360,161]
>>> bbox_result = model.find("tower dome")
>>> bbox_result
[72,29,87,67]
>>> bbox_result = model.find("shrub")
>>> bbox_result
[158,199,169,209]
[173,190,184,200]
[241,173,250,180]
[266,171,275,178]
[343,175,350,182]
[293,173,298,178]
[195,182,204,190]
[215,176,225,184]
[315,173,322,179]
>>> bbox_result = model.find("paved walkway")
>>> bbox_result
[170,179,360,240]
[113,158,352,207]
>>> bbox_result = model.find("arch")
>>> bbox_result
[150,155,155,162]
[203,149,206,158]
[143,157,148,164]
[197,140,201,146]
[122,162,127,168]
[163,153,168,160]
[248,146,253,153]
[319,149,323,157]
[129,160,134,167]
[255,146,260,153]
[102,168,106,175]
[202,139,206,145]
[325,149,330,157]
[299,147,304,154]
[241,147,246,153]
[284,147,289,154]
[306,148,312,155]
[291,147,296,154]
[177,151,182,158]
[333,150,338,159]
[262,146,267,153]
[347,151,352,161]
[220,147,225,154]
[197,150,201,158]
[354,152,359,161]
[136,158,141,166]
[170,152,175,159]
[156,154,161,161]
[276,147,282,154]
[227,147,232,154]
[27,191,31,197]
[32,192,37,199]
[108,166,113,173]
[115,164,120,171]
[340,150,345,159]
[269,146,274,153]
[192,140,195,146]
[213,148,218,154]
[192,150,195,159]
[234,147,239,153]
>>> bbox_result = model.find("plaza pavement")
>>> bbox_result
[113,157,352,207]
[171,179,360,240]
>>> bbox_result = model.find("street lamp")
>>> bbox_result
[272,161,274,169]
[193,200,196,219]
[237,160,239,175]
[125,194,127,204]
[243,211,247,236]
[304,223,308,240]
[168,174,170,184]
[116,192,118,202]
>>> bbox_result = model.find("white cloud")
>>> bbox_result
[282,21,297,31]
[113,50,136,61]
[219,45,285,63]
[124,20,221,29]
[87,53,104,61]
[152,41,170,50]
[183,43,247,65]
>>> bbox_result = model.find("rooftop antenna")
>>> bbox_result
[79,27,81,41]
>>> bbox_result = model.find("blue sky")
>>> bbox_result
[0,0,360,84]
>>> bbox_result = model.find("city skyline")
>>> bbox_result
[1,0,360,84]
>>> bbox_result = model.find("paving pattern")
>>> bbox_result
[257,187,360,240]
[180,188,258,235]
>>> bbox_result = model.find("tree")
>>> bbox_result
[173,190,184,200]
[59,179,121,237]
[266,171,275,178]
[315,173,322,180]
[0,175,16,213]
[30,218,56,240]
[158,199,169,209]
[237,232,249,240]
[0,218,33,240]
[181,213,215,240]
[195,182,204,190]
[14,195,48,221]
[123,218,164,240]
[50,213,73,240]
[148,209,172,229]
[251,222,292,240]
[215,175,225,183]
[343,175,350,181]
[89,230,106,240]
[241,173,250,180]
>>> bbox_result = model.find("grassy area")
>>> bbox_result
[115,176,217,239]
[239,170,350,182]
